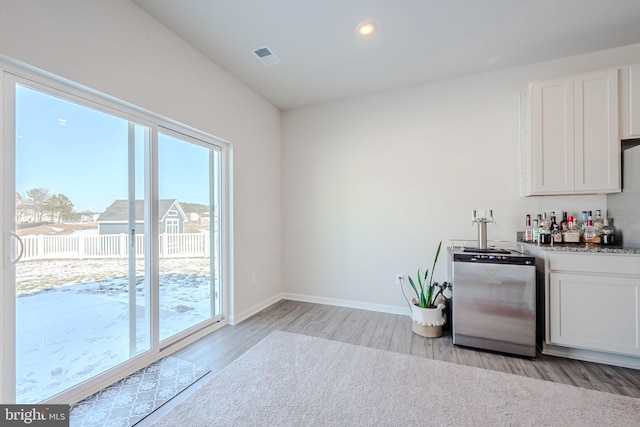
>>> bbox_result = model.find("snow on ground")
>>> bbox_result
[15,258,216,404]
[70,229,99,235]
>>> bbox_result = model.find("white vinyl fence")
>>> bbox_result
[19,233,212,261]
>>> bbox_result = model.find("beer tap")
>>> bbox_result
[472,210,496,249]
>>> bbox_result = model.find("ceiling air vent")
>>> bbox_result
[252,45,282,67]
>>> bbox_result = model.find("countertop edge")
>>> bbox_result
[521,242,640,255]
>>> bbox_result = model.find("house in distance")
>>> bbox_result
[97,199,187,235]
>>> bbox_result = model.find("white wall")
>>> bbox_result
[0,0,282,320]
[282,43,640,313]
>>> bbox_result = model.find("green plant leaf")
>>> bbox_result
[416,268,425,300]
[428,241,442,292]
[406,276,420,302]
[406,240,444,309]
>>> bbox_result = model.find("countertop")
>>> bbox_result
[521,242,640,255]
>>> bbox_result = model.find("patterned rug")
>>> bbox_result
[70,356,210,427]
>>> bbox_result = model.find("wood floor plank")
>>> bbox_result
[530,355,578,386]
[330,308,370,343]
[431,334,458,364]
[453,345,486,369]
[594,363,639,389]
[553,358,613,393]
[479,352,514,375]
[315,306,353,339]
[618,367,640,390]
[410,333,434,359]
[367,311,397,351]
[504,357,545,381]
[286,302,339,336]
[351,310,382,347]
[280,302,325,335]
[388,313,413,354]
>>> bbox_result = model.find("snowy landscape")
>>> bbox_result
[15,257,216,404]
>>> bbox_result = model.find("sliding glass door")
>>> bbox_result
[1,72,225,404]
[158,131,221,342]
[7,80,151,404]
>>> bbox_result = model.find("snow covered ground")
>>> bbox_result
[15,258,216,404]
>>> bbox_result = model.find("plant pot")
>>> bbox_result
[410,300,445,338]
[412,321,442,338]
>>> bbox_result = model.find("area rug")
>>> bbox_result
[150,331,640,427]
[70,356,209,427]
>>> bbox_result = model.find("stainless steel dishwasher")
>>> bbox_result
[449,246,536,358]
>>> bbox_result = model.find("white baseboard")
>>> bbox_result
[542,343,640,369]
[280,292,410,316]
[229,294,283,325]
[230,292,410,325]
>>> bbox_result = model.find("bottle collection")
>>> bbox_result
[523,209,616,246]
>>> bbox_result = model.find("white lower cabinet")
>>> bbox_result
[549,272,640,356]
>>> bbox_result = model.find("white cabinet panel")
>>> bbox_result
[549,252,640,274]
[532,78,574,193]
[521,69,620,195]
[549,272,640,355]
[574,71,620,192]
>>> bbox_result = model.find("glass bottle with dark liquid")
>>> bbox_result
[600,218,616,246]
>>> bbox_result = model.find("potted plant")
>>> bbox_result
[405,240,450,338]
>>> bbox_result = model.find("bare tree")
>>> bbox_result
[15,192,25,223]
[27,188,50,222]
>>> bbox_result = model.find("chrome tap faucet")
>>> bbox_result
[472,209,496,249]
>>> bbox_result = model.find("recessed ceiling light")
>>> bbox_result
[357,22,376,36]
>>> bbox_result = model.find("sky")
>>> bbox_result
[15,84,213,213]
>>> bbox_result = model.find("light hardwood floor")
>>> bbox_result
[142,299,640,424]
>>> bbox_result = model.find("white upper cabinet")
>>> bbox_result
[531,77,575,194]
[521,69,620,196]
[620,63,640,139]
[574,70,620,192]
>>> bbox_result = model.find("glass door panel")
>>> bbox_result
[158,131,221,342]
[13,82,150,403]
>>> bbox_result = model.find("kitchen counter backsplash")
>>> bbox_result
[521,241,640,255]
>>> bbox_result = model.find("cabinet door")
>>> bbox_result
[531,78,574,194]
[549,272,640,355]
[574,70,620,193]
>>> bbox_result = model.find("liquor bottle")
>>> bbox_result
[539,212,551,244]
[560,211,568,232]
[583,218,596,243]
[540,212,551,232]
[580,211,589,232]
[600,217,616,246]
[532,219,540,243]
[593,210,604,234]
[563,215,581,242]
[524,214,533,243]
[550,212,562,243]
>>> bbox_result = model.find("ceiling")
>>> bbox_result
[131,0,640,110]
